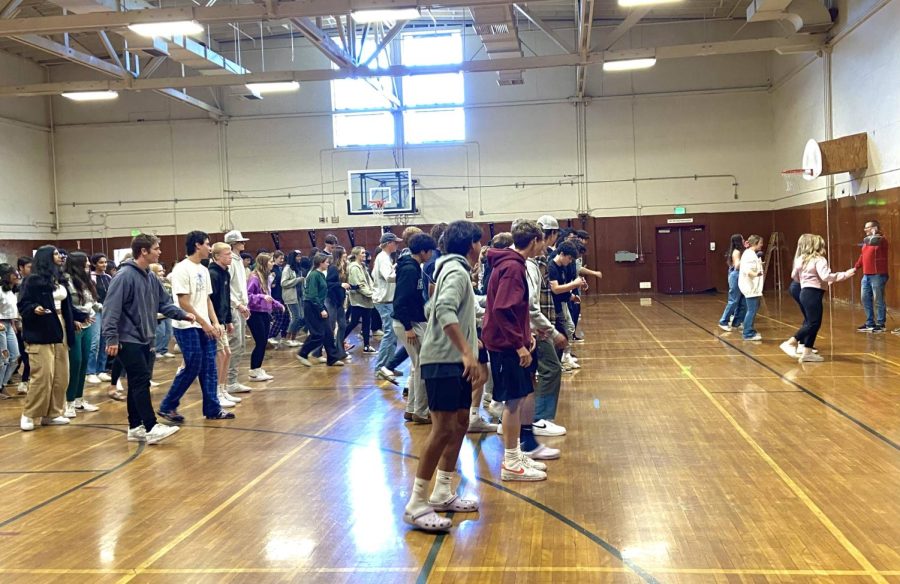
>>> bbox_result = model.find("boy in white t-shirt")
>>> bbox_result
[159,231,234,422]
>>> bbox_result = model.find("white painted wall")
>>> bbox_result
[0,51,55,240]
[771,0,900,209]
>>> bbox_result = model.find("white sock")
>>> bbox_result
[405,477,431,515]
[469,406,480,420]
[430,470,455,504]
[504,447,520,467]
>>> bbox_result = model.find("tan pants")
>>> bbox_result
[23,320,70,420]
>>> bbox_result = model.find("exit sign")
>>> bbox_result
[674,207,686,215]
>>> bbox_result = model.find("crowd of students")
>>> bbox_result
[717,219,895,359]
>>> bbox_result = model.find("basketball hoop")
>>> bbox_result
[370,199,386,219]
[781,169,814,192]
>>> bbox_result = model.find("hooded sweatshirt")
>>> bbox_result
[102,260,187,347]
[392,254,427,330]
[419,254,478,369]
[482,247,531,352]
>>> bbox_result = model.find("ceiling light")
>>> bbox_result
[245,81,300,94]
[61,90,119,101]
[603,57,657,72]
[350,8,421,23]
[127,20,204,37]
[618,0,683,6]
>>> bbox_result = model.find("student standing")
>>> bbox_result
[17,246,87,431]
[267,250,289,347]
[63,252,101,418]
[224,230,252,395]
[0,264,21,393]
[281,251,305,347]
[372,233,403,381]
[718,234,747,332]
[209,243,240,408]
[296,254,343,367]
[854,220,889,333]
[246,253,284,381]
[780,234,814,357]
[85,253,112,383]
[346,247,376,353]
[547,241,583,368]
[738,235,765,341]
[102,234,188,444]
[404,221,486,532]
[149,263,175,358]
[159,231,232,422]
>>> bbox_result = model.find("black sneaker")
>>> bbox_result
[402,387,409,399]
[157,409,185,424]
[872,325,885,333]
[363,346,377,354]
[206,410,235,420]
[857,324,874,332]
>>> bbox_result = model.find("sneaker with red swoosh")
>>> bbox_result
[501,459,547,481]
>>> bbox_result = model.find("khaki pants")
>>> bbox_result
[23,339,69,420]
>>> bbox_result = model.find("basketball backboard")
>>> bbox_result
[347,168,415,215]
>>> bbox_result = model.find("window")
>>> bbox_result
[331,29,465,147]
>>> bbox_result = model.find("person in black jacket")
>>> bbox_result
[394,233,437,424]
[17,245,88,432]
[209,242,240,408]
[314,246,351,362]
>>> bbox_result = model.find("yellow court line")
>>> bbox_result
[578,352,873,361]
[437,567,900,576]
[116,391,374,584]
[867,352,900,371]
[616,298,888,584]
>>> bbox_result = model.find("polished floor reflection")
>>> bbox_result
[0,294,898,583]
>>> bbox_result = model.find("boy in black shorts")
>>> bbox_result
[403,221,487,533]
[483,219,553,481]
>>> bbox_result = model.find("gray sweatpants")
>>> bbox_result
[227,309,247,385]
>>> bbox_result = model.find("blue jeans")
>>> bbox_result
[86,312,105,375]
[160,328,221,418]
[0,320,20,386]
[861,274,888,327]
[719,269,746,326]
[742,297,760,338]
[375,303,398,370]
[155,319,173,355]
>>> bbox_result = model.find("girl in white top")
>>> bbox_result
[781,235,855,362]
[0,264,21,392]
[737,235,765,340]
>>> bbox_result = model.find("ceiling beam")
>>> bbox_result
[0,0,556,36]
[0,35,826,97]
[513,3,574,54]
[155,87,224,119]
[0,0,23,19]
[11,34,130,77]
[97,30,124,71]
[360,19,406,67]
[600,7,651,51]
[289,17,354,67]
[575,0,595,98]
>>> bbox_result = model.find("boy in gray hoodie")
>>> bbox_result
[404,221,487,533]
[103,234,191,444]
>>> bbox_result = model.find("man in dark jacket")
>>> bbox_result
[209,242,240,408]
[103,234,191,444]
[483,219,557,481]
[394,233,437,424]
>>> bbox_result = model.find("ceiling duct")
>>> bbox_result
[469,5,524,86]
[746,0,834,33]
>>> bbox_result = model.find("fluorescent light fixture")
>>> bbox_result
[603,57,657,72]
[127,20,204,37]
[351,8,421,23]
[619,0,682,6]
[245,81,300,94]
[61,90,119,101]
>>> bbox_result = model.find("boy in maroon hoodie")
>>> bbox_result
[483,219,553,481]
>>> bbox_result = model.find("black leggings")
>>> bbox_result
[15,329,29,382]
[299,301,339,363]
[789,281,808,344]
[793,288,824,349]
[248,311,271,369]
[345,305,374,346]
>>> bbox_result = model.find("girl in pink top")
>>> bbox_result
[780,235,854,362]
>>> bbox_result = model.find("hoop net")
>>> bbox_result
[370,199,386,218]
[781,168,814,192]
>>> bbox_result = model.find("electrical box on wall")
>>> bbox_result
[709,242,716,251]
[615,251,639,262]
[639,282,652,289]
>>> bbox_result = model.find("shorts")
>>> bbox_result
[488,350,535,403]
[216,326,230,352]
[424,374,473,412]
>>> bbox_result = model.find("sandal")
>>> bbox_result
[107,389,126,401]
[403,508,452,532]
[430,495,479,513]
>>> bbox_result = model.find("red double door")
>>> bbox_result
[656,225,709,294]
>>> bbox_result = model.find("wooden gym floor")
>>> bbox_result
[0,294,898,584]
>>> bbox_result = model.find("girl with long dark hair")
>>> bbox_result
[86,253,112,384]
[281,251,306,347]
[62,252,101,417]
[717,234,747,332]
[17,246,87,431]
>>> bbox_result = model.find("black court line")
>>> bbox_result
[655,298,900,452]
[0,426,145,529]
[180,424,659,583]
[708,390,803,394]
[0,469,110,475]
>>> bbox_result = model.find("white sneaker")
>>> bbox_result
[17,382,28,394]
[799,352,825,363]
[249,368,273,382]
[796,345,819,355]
[149,380,160,387]
[718,324,732,332]
[496,423,503,435]
[779,341,798,357]
[116,380,125,391]
[226,382,252,393]
[163,352,176,358]
[85,374,102,384]
[74,398,99,412]
[286,340,301,348]
[145,423,179,444]
[378,366,397,381]
[520,454,547,471]
[98,372,112,382]
[467,415,498,433]
[41,416,70,426]
[501,457,547,481]
[20,415,34,431]
[743,334,763,341]
[532,419,566,436]
[296,355,313,367]
[127,426,147,442]
[487,400,504,420]
[64,402,77,418]
[525,443,561,460]
[222,389,241,403]
[268,338,280,347]
[317,356,328,364]
[217,391,236,407]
